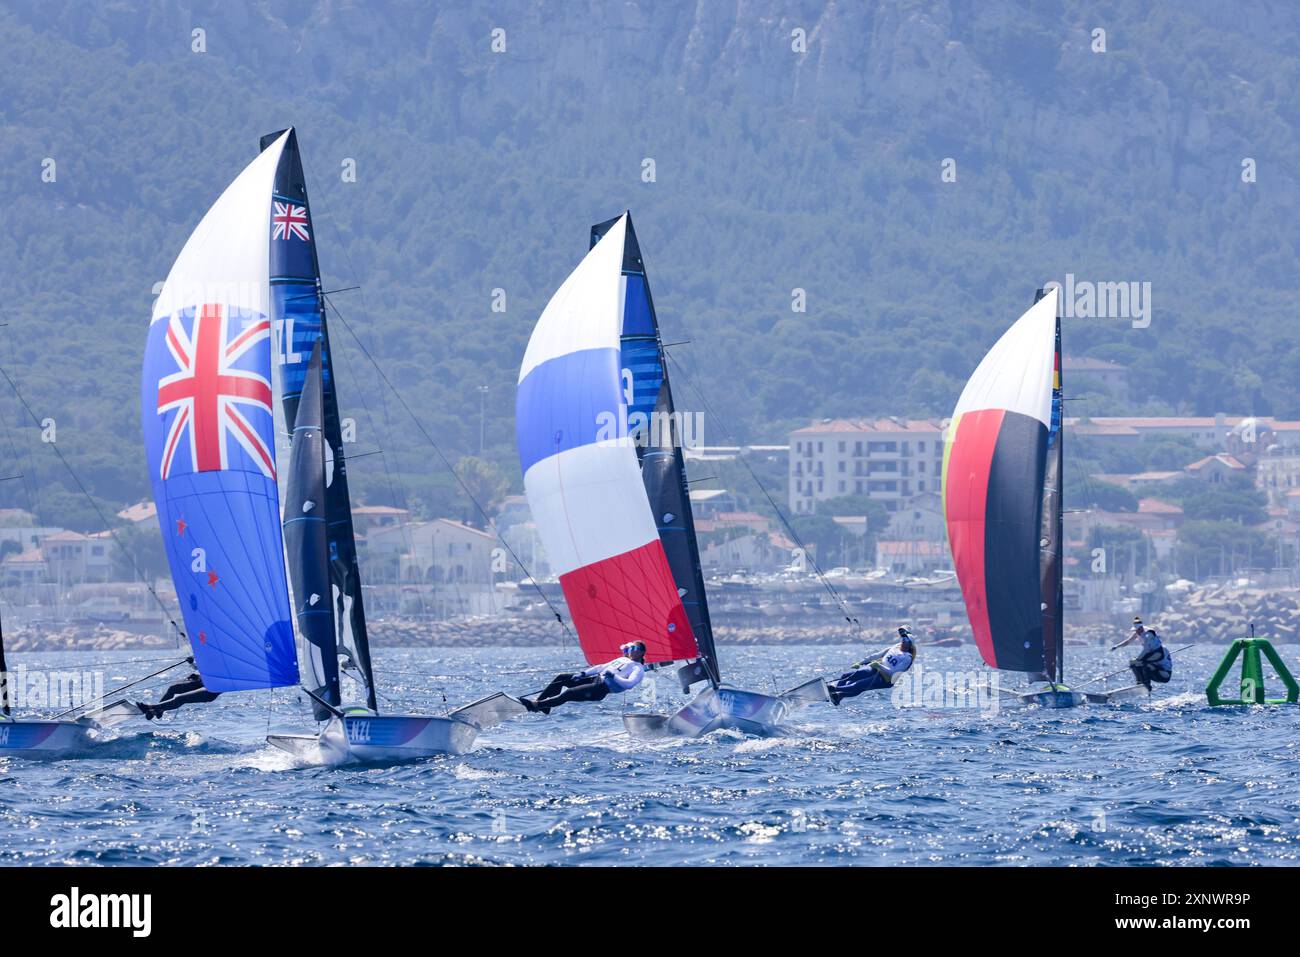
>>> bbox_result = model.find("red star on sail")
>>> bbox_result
[207,570,219,587]
[176,519,187,535]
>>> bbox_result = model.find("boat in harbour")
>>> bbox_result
[516,212,823,739]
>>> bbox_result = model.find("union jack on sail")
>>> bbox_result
[272,200,310,241]
[154,303,276,480]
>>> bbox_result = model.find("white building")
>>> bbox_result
[884,492,947,542]
[874,540,947,576]
[789,418,946,513]
[365,518,498,584]
[41,530,116,583]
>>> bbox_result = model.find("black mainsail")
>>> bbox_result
[261,129,376,709]
[283,342,340,718]
[590,213,719,687]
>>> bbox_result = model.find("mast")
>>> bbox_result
[1036,288,1065,684]
[0,608,9,715]
[1054,314,1065,683]
[261,129,377,711]
[591,213,719,688]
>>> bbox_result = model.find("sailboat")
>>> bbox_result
[142,128,520,763]
[516,212,823,738]
[942,287,1136,708]
[0,609,101,756]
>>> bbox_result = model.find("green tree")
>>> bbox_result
[452,456,508,528]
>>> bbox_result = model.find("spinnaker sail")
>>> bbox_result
[516,214,699,666]
[261,129,376,710]
[141,132,299,691]
[942,289,1060,675]
[590,214,719,684]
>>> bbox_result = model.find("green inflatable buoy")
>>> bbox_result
[1205,629,1299,706]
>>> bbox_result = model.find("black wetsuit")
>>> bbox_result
[529,672,609,712]
[142,675,220,718]
[1130,646,1173,690]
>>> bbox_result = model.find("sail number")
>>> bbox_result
[346,719,371,744]
[278,317,305,365]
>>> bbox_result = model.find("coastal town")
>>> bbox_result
[8,373,1300,653]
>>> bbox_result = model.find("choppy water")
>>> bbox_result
[2,643,1298,865]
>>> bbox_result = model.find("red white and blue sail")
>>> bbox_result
[942,289,1059,674]
[141,132,299,691]
[590,213,719,684]
[517,214,699,665]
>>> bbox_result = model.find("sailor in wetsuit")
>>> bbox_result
[826,627,917,705]
[1112,616,1172,692]
[136,671,221,720]
[521,641,647,714]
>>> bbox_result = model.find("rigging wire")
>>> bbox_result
[0,363,188,645]
[298,148,570,647]
[325,305,431,620]
[295,148,433,624]
[664,351,864,638]
[323,297,576,646]
[50,656,191,719]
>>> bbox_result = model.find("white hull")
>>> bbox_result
[0,718,95,757]
[266,694,526,765]
[1019,688,1086,709]
[1020,683,1147,708]
[269,713,478,764]
[625,681,824,740]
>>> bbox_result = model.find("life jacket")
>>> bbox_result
[591,656,645,693]
[868,643,914,682]
[1133,633,1172,683]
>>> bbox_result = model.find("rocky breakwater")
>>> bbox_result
[1155,584,1300,645]
[5,624,175,652]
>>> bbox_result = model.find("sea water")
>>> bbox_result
[2,643,1297,865]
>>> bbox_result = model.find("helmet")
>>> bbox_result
[898,626,913,639]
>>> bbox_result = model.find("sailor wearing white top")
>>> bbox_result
[1111,617,1173,692]
[826,626,918,705]
[521,641,647,714]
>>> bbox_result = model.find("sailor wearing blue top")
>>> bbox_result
[826,627,917,705]
[521,641,647,714]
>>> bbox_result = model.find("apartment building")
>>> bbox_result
[789,418,946,513]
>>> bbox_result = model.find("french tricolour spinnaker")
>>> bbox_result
[517,212,825,737]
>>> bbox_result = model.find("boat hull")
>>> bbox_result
[0,719,94,757]
[268,713,479,764]
[1082,684,1148,705]
[1020,689,1086,709]
[624,685,807,740]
